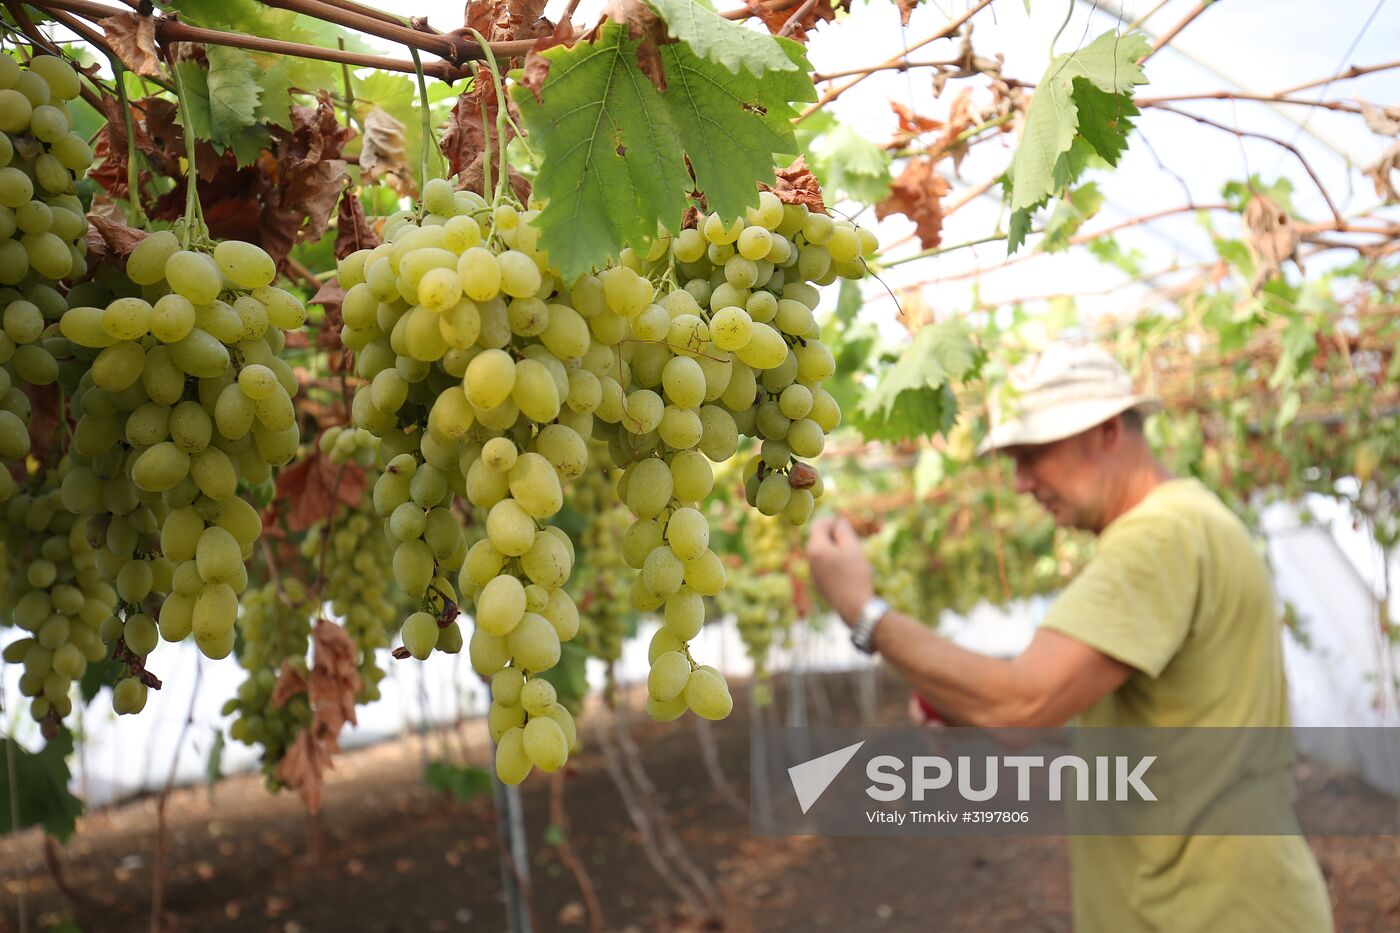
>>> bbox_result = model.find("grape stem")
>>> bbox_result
[466,28,513,212]
[105,57,147,228]
[166,45,209,249]
[409,46,434,191]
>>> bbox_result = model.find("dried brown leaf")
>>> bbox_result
[270,659,309,709]
[896,0,919,26]
[1242,194,1298,290]
[875,158,948,250]
[100,13,164,81]
[334,188,380,260]
[760,156,826,213]
[600,0,670,89]
[359,107,415,198]
[276,730,329,813]
[85,213,149,268]
[745,0,839,42]
[519,19,576,101]
[1366,140,1400,203]
[273,451,368,532]
[1360,100,1400,137]
[309,619,361,748]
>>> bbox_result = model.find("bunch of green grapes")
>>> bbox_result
[336,179,583,785]
[610,194,872,723]
[718,512,797,687]
[222,577,313,785]
[568,460,633,664]
[863,520,929,621]
[318,422,379,467]
[301,505,405,702]
[0,54,94,495]
[59,230,306,669]
[1,469,121,732]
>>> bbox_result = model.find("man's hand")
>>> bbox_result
[806,516,874,627]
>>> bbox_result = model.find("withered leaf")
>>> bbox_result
[600,0,670,89]
[1242,193,1298,290]
[359,106,415,198]
[85,213,150,268]
[334,188,380,260]
[273,451,368,533]
[277,730,329,814]
[744,0,839,43]
[1366,140,1400,203]
[100,13,164,81]
[270,659,309,709]
[760,156,826,213]
[875,157,949,250]
[309,619,361,748]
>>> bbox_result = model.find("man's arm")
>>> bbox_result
[805,517,1134,728]
[870,613,1134,727]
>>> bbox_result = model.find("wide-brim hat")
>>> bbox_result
[976,344,1164,456]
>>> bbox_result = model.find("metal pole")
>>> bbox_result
[492,775,530,933]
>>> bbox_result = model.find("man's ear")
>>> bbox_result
[1098,415,1124,451]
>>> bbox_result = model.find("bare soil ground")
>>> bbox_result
[2,670,1396,933]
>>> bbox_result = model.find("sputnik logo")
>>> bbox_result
[788,741,865,814]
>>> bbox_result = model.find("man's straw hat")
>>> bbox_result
[977,343,1163,456]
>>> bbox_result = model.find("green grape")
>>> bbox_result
[684,667,732,720]
[213,239,276,289]
[506,611,560,671]
[523,716,567,772]
[648,650,691,702]
[165,250,222,303]
[664,507,709,560]
[520,678,556,716]
[477,573,526,636]
[495,725,532,784]
[112,677,148,715]
[401,610,440,660]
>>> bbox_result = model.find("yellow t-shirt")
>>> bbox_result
[1041,478,1332,933]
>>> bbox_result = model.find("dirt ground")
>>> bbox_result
[1,669,1397,933]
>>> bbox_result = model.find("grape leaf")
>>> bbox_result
[514,23,813,279]
[645,0,798,75]
[811,121,891,204]
[657,38,810,218]
[1006,30,1149,252]
[175,54,268,166]
[1039,181,1103,253]
[513,24,691,278]
[0,732,83,841]
[853,322,983,442]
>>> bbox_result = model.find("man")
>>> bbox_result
[806,343,1332,932]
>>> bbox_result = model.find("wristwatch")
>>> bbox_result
[850,596,890,655]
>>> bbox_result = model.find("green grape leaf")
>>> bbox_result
[645,0,798,75]
[175,53,268,166]
[203,47,263,139]
[513,24,691,279]
[658,39,810,219]
[1039,181,1104,253]
[1006,30,1149,252]
[514,23,814,280]
[1071,79,1140,165]
[253,57,296,131]
[853,322,983,442]
[0,732,83,841]
[811,121,892,204]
